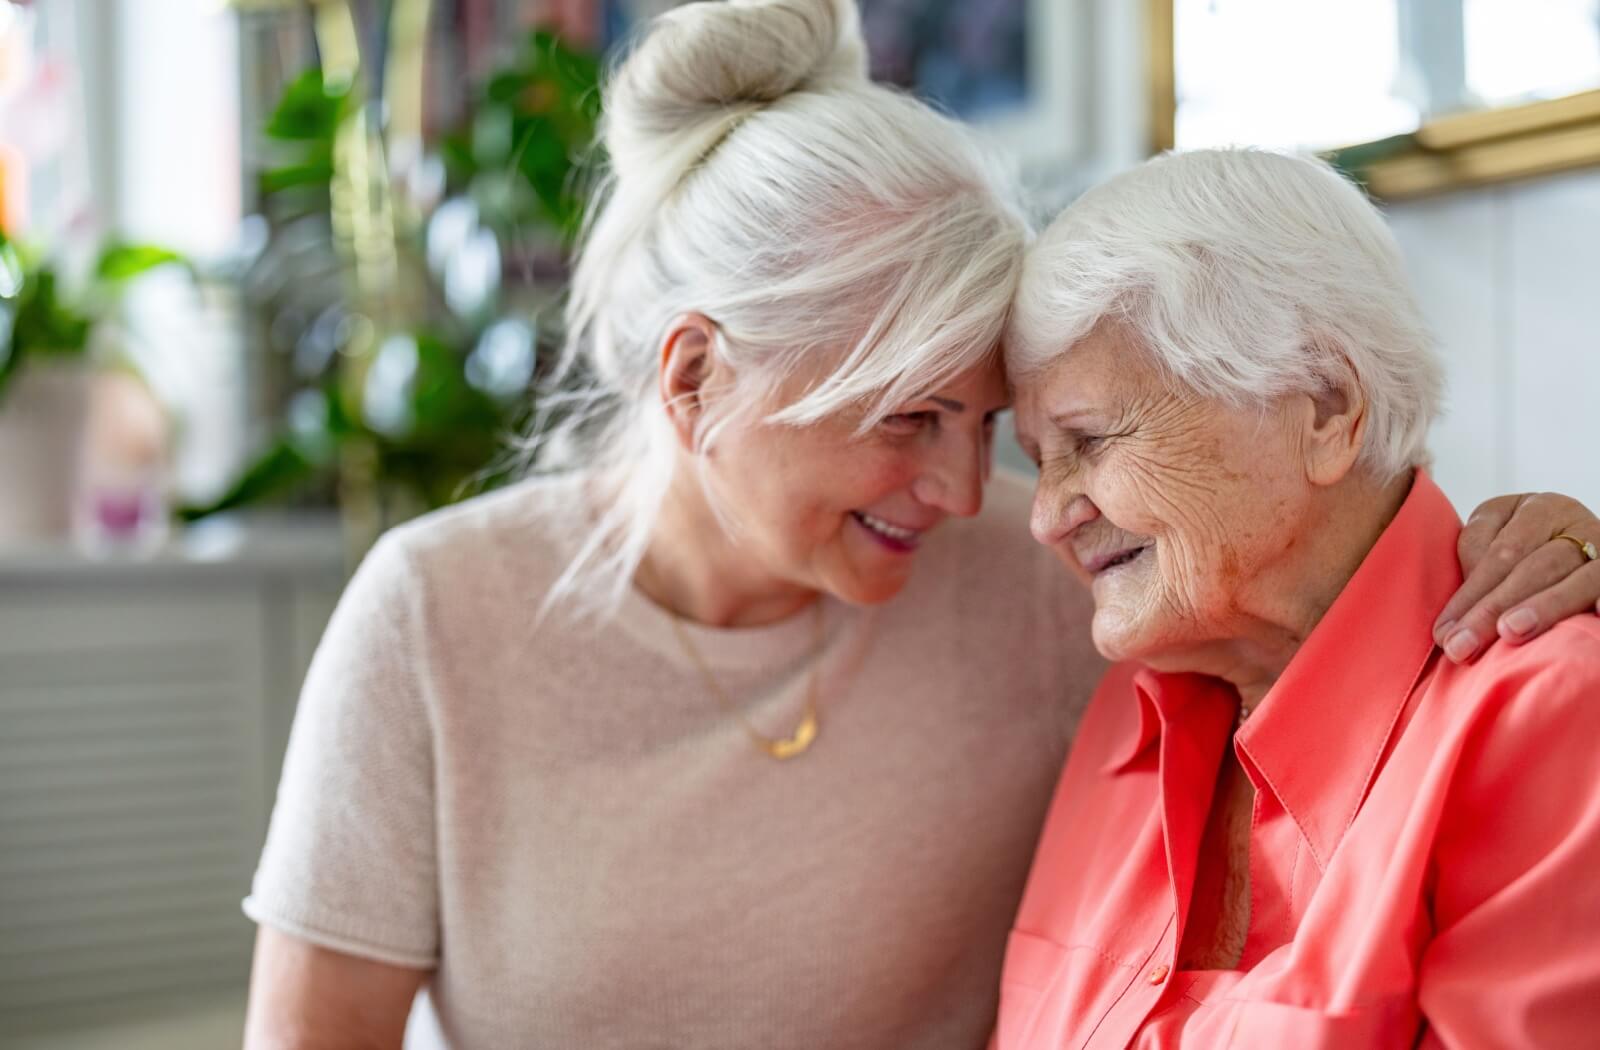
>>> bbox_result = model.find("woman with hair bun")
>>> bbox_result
[240,2,1600,1047]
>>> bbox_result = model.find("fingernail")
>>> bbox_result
[1502,608,1537,637]
[1445,628,1480,662]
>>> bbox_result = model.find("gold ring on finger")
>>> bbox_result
[1553,532,1599,562]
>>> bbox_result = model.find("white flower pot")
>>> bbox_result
[0,359,92,544]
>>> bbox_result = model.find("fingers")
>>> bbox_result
[1437,541,1600,661]
[1453,494,1523,579]
[1434,494,1537,643]
[1493,559,1600,646]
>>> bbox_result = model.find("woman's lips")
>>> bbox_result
[851,511,923,553]
[1082,544,1152,575]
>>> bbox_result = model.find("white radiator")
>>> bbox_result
[0,535,342,1035]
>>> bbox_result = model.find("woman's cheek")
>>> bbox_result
[1088,457,1167,538]
[871,448,928,497]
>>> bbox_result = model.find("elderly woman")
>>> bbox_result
[242,2,1600,1045]
[998,148,1600,1049]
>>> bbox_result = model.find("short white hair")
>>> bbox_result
[1007,148,1443,480]
[523,0,1028,616]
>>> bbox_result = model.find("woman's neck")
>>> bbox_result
[1165,471,1416,711]
[634,476,818,628]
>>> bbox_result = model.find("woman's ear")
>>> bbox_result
[659,313,720,450]
[1300,367,1369,488]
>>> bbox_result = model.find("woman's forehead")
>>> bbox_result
[1014,328,1127,393]
[915,358,1011,406]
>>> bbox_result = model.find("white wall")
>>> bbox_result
[1388,169,1600,516]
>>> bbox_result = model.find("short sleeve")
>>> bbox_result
[243,531,440,969]
[1416,632,1600,1047]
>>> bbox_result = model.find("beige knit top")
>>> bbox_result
[244,470,1103,1049]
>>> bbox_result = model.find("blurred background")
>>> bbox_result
[0,0,1596,1045]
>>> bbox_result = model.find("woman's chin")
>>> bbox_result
[836,572,912,607]
[1090,608,1160,664]
[821,558,917,607]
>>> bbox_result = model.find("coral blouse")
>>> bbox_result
[998,473,1600,1049]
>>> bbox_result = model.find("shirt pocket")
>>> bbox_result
[997,929,1065,1049]
[999,929,1137,1049]
[1213,993,1420,1049]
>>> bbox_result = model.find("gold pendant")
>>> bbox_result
[763,708,819,760]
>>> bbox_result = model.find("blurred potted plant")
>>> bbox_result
[195,4,600,556]
[0,232,188,543]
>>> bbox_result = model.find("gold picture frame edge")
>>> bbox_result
[1147,0,1177,155]
[1151,1,1600,200]
[1361,117,1600,199]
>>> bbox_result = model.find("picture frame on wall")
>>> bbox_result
[597,0,1090,181]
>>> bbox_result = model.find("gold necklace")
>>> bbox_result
[668,601,823,761]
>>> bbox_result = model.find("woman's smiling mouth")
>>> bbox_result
[851,511,924,553]
[1082,544,1153,576]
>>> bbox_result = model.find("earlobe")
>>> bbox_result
[1303,378,1368,487]
[659,314,718,450]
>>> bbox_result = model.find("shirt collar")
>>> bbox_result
[1104,675,1165,773]
[1101,472,1462,867]
[1235,471,1460,870]
[1103,669,1235,775]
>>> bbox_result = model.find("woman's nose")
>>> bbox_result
[912,431,988,518]
[1031,488,1098,547]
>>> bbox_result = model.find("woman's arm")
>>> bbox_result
[243,927,428,1050]
[1435,491,1600,661]
[244,533,441,1045]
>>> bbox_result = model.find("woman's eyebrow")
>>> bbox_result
[1049,408,1100,428]
[930,397,966,412]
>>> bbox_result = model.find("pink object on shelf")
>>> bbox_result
[70,370,173,557]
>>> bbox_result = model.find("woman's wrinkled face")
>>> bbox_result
[1013,324,1313,666]
[709,359,1010,606]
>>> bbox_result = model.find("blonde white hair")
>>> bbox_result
[524,0,1028,615]
[1007,148,1443,480]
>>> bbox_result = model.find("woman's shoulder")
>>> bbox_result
[911,469,1105,712]
[381,474,583,579]
[1433,615,1600,726]
[978,468,1037,529]
[359,474,589,640]
[1407,615,1600,815]
[928,469,1089,607]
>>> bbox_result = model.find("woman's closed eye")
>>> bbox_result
[1033,430,1114,472]
[883,407,1003,446]
[881,410,941,435]
[1072,432,1106,455]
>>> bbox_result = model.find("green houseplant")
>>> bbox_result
[0,231,189,541]
[0,233,188,404]
[191,11,601,549]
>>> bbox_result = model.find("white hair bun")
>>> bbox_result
[604,0,868,180]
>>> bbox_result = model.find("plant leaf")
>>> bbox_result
[94,243,188,283]
[260,160,337,196]
[176,436,319,521]
[265,68,349,142]
[0,300,20,405]
[11,270,91,356]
